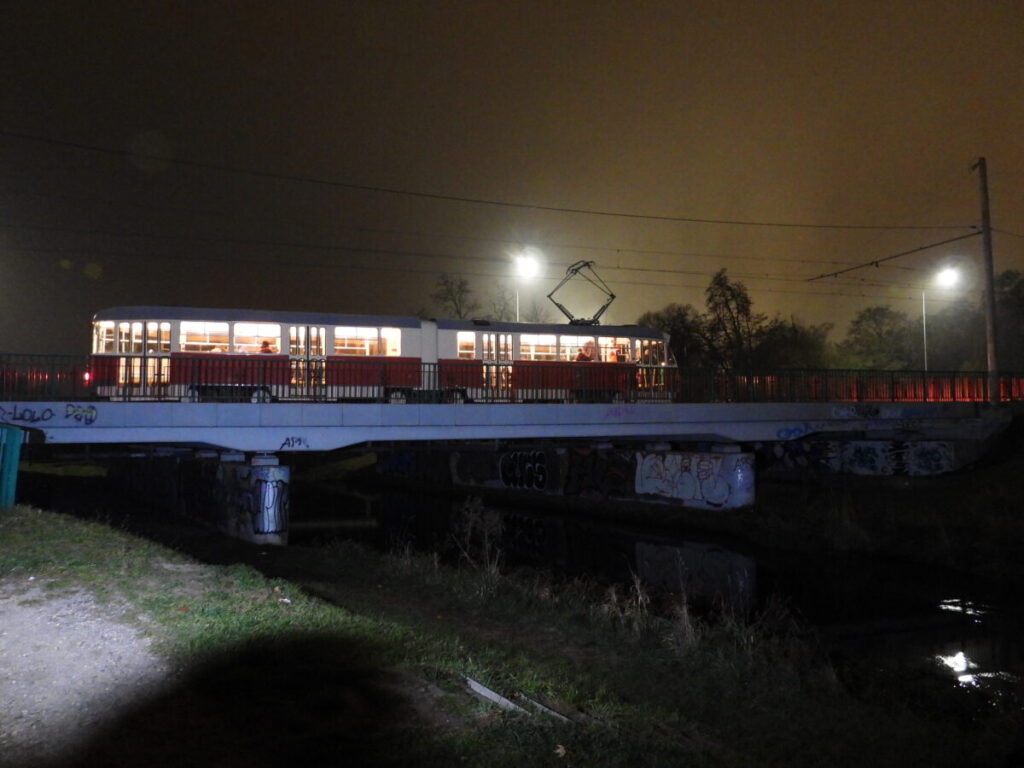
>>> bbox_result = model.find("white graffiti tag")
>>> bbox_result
[635,452,751,509]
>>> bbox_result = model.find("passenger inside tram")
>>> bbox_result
[575,340,596,362]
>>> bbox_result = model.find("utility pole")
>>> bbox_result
[972,157,999,405]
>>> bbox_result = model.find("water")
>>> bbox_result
[290,479,1024,706]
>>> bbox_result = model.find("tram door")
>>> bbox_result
[289,325,326,398]
[117,321,170,397]
[480,332,512,399]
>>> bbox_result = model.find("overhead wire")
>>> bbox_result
[806,232,981,281]
[0,185,914,270]
[0,222,925,292]
[0,129,978,231]
[1,240,964,306]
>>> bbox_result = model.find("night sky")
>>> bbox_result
[3,2,1022,353]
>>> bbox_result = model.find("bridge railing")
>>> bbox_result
[1,353,1022,404]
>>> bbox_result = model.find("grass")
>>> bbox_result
[1,501,1020,767]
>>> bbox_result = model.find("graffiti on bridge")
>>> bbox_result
[498,451,548,490]
[0,404,54,424]
[635,451,755,509]
[216,463,290,539]
[0,403,100,426]
[65,404,98,425]
[563,448,633,500]
[757,439,956,476]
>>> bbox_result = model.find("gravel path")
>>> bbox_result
[0,578,173,767]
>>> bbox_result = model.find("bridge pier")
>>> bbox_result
[210,453,290,546]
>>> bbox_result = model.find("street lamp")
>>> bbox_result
[922,267,959,371]
[513,251,540,322]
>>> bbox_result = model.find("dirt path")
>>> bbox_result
[0,579,172,767]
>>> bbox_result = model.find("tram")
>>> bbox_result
[88,306,674,403]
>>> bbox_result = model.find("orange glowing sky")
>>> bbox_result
[2,1,1022,352]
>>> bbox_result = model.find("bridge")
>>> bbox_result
[3,354,1020,546]
[1,354,1020,452]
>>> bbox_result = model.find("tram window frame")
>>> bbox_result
[289,326,326,356]
[456,331,475,359]
[145,322,171,354]
[380,327,401,356]
[180,321,230,353]
[116,322,144,354]
[559,335,596,362]
[519,333,557,361]
[638,339,665,365]
[598,336,632,362]
[93,321,116,353]
[333,326,380,356]
[233,322,282,354]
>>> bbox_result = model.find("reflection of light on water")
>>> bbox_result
[937,598,987,618]
[938,651,978,686]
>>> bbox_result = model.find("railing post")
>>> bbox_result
[0,425,23,509]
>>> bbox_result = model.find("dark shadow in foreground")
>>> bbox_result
[33,633,457,768]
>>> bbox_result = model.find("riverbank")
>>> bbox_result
[1,502,1021,767]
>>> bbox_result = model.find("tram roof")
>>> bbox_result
[92,307,666,339]
[434,318,665,339]
[93,306,424,328]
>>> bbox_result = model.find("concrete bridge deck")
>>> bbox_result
[0,399,1010,453]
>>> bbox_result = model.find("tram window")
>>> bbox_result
[146,322,170,354]
[117,322,144,354]
[456,332,475,359]
[520,334,557,361]
[638,340,665,365]
[289,326,326,356]
[180,321,229,352]
[380,327,401,356]
[93,321,116,353]
[559,335,596,361]
[598,337,632,362]
[334,326,379,356]
[234,322,281,354]
[289,327,305,356]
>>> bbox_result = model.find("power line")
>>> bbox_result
[2,241,963,305]
[0,184,916,270]
[0,129,978,231]
[806,232,981,281]
[994,227,1024,240]
[0,223,921,290]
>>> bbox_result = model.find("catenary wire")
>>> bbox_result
[0,129,978,231]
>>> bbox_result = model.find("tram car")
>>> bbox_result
[88,306,674,403]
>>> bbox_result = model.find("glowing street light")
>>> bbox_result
[513,250,541,322]
[922,267,960,371]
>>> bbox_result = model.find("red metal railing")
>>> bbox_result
[1,353,1022,405]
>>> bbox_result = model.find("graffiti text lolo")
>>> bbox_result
[0,404,54,424]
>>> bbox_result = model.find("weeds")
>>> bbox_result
[599,571,654,636]
[2,503,1009,767]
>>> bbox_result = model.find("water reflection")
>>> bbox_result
[290,481,1023,702]
[938,598,987,619]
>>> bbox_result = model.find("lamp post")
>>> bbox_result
[514,251,540,322]
[922,267,959,372]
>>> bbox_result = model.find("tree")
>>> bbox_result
[521,297,554,324]
[836,306,914,369]
[703,269,765,370]
[638,273,836,370]
[431,274,481,319]
[752,316,833,369]
[920,298,983,371]
[486,287,516,322]
[636,303,710,368]
[995,270,1024,371]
